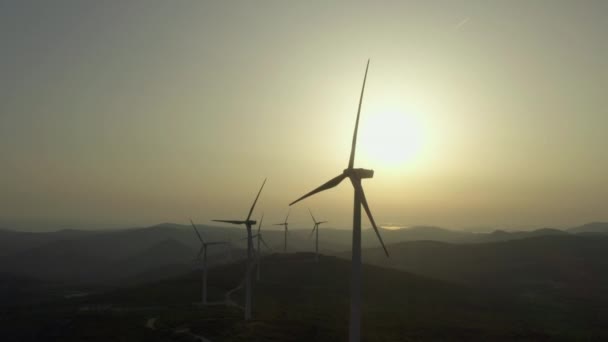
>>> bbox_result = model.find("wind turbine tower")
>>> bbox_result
[254,213,271,280]
[273,209,290,252]
[190,220,228,305]
[290,60,389,342]
[212,178,266,320]
[307,209,327,262]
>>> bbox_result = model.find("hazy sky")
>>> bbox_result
[1,1,607,231]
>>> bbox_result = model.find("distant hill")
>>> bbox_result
[1,222,603,286]
[363,225,571,246]
[372,225,479,244]
[0,226,234,284]
[567,222,608,234]
[0,238,111,283]
[0,228,100,257]
[482,227,568,242]
[358,234,608,304]
[0,222,591,258]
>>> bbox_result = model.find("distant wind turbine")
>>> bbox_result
[289,60,389,342]
[212,178,267,320]
[307,209,327,262]
[190,220,228,305]
[273,209,290,252]
[253,213,272,281]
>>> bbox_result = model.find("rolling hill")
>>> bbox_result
[1,222,605,291]
[567,222,608,234]
[357,234,608,319]
[6,252,608,341]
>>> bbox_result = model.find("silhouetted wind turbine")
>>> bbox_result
[273,209,290,252]
[212,178,266,320]
[253,213,271,281]
[307,209,327,262]
[190,220,228,305]
[289,60,389,342]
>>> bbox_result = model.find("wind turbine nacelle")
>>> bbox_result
[345,168,374,179]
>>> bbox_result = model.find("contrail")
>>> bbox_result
[455,17,470,29]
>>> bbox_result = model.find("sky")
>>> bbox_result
[1,1,607,231]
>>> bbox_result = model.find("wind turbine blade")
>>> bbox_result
[308,224,317,239]
[319,221,328,224]
[257,213,264,234]
[260,237,272,250]
[190,219,204,243]
[212,219,247,225]
[348,59,370,169]
[284,208,290,223]
[355,183,389,257]
[289,173,347,206]
[247,178,267,221]
[308,208,317,223]
[273,223,285,226]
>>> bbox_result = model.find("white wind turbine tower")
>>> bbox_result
[190,220,228,305]
[253,213,272,281]
[289,60,389,342]
[307,208,327,262]
[212,178,266,321]
[273,209,290,252]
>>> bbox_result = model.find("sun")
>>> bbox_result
[358,111,425,168]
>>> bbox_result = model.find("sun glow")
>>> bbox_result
[359,110,425,168]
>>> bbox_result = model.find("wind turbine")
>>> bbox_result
[273,209,290,252]
[307,209,327,262]
[253,213,272,281]
[289,60,389,342]
[212,178,266,320]
[190,220,228,305]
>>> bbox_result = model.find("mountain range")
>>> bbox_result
[1,221,606,287]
